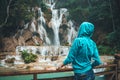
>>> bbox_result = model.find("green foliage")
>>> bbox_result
[98,45,115,55]
[69,7,90,23]
[10,0,35,22]
[56,0,120,54]
[56,0,114,31]
[0,0,39,28]
[21,50,38,63]
[106,28,120,51]
[40,1,47,12]
[64,42,70,46]
[0,1,7,24]
[97,28,120,55]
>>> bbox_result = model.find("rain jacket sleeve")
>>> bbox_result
[63,39,79,65]
[92,44,102,67]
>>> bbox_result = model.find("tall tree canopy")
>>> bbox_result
[0,0,45,28]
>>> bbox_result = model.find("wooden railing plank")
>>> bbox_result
[0,64,118,80]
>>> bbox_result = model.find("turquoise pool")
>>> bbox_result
[0,71,105,80]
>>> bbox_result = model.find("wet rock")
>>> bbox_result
[0,54,6,60]
[59,24,69,45]
[15,64,26,69]
[0,37,17,52]
[51,56,58,61]
[5,58,15,63]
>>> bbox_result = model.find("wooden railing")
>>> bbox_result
[0,64,117,80]
[94,64,117,80]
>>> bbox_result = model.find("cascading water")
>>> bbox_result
[51,9,60,45]
[46,2,77,45]
[50,8,68,45]
[37,8,51,45]
[27,1,77,46]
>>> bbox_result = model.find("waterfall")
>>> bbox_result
[48,2,69,45]
[51,9,60,45]
[13,0,77,46]
[50,8,68,45]
[0,0,77,68]
[37,8,51,45]
[31,1,77,46]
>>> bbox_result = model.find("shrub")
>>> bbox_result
[21,50,37,63]
[98,45,115,55]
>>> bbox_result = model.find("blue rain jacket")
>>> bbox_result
[63,22,102,73]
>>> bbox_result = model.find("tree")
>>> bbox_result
[0,0,12,27]
[0,0,40,28]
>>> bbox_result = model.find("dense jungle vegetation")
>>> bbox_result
[0,0,120,55]
[56,0,120,55]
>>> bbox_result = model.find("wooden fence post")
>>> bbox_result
[33,74,37,80]
[114,54,120,80]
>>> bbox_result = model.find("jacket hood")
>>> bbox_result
[77,22,94,38]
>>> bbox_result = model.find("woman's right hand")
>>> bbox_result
[57,63,65,70]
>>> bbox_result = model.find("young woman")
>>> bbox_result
[58,22,102,80]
